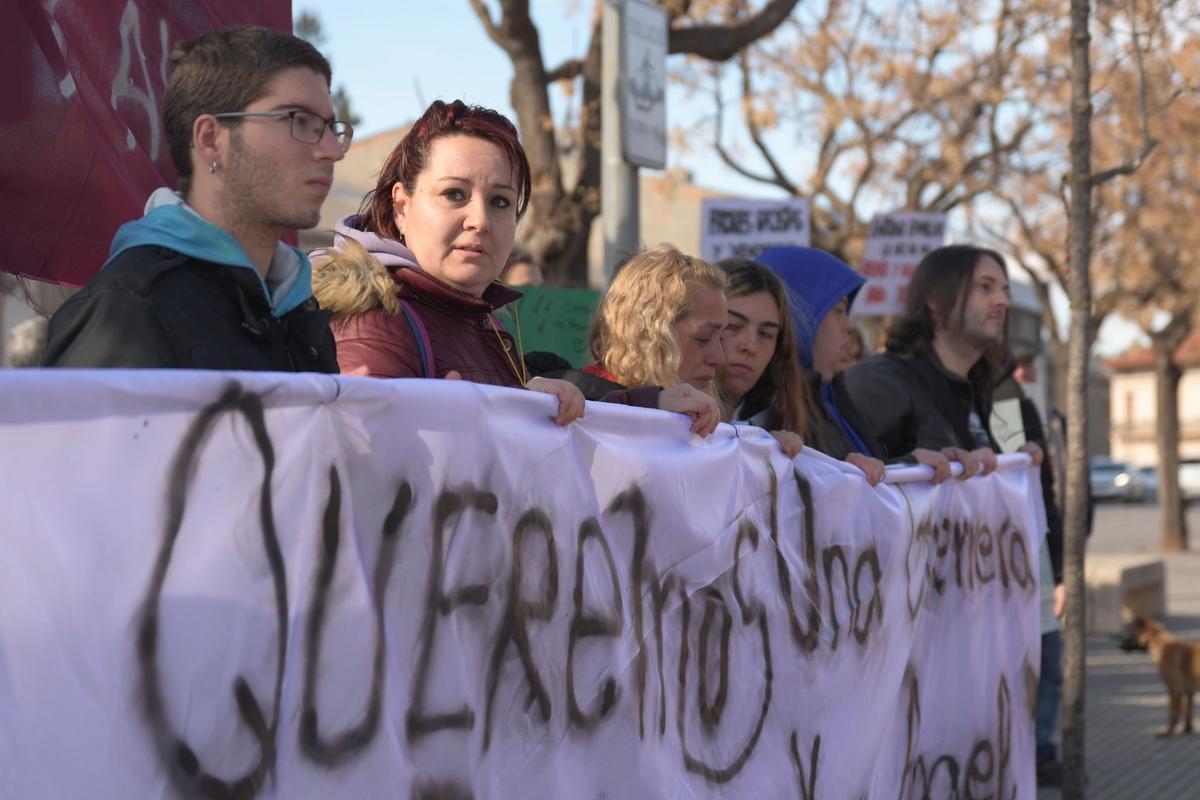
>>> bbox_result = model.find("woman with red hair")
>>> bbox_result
[316,99,720,434]
[312,99,583,424]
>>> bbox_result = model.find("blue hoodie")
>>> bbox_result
[757,246,869,454]
[755,246,865,370]
[105,188,314,318]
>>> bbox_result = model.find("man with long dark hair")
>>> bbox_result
[842,244,1041,471]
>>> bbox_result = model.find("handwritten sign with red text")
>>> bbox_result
[855,213,948,316]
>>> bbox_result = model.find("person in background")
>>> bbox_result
[43,26,345,371]
[713,259,812,464]
[845,323,869,365]
[841,244,1043,479]
[500,247,544,287]
[7,318,48,367]
[310,99,583,426]
[556,244,727,437]
[995,352,1065,787]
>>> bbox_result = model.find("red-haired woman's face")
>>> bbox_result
[391,134,518,296]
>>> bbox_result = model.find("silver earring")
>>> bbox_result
[209,160,217,174]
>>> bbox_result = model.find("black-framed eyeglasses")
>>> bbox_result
[211,110,354,152]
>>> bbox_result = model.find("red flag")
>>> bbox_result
[0,1,292,286]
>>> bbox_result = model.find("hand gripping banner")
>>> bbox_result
[0,371,1045,798]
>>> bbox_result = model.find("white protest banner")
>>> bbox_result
[0,371,1043,798]
[855,212,948,316]
[700,197,811,262]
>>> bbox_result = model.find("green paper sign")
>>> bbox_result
[498,285,600,369]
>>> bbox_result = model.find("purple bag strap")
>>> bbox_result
[397,299,435,378]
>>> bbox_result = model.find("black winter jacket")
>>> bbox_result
[43,245,338,373]
[841,348,999,458]
[803,370,889,461]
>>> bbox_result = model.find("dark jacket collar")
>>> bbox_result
[904,345,998,450]
[915,344,994,397]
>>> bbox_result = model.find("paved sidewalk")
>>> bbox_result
[1037,504,1200,799]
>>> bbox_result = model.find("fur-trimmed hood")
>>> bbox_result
[310,213,522,320]
[311,214,418,318]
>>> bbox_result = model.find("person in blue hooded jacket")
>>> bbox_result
[43,26,349,372]
[755,246,955,482]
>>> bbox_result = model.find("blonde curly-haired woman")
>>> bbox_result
[549,245,721,438]
[586,245,727,392]
[583,245,803,457]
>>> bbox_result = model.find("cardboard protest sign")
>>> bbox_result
[0,372,1042,798]
[700,197,811,262]
[855,213,948,316]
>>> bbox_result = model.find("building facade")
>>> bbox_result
[1107,330,1200,466]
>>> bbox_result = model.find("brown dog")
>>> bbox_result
[1131,617,1200,736]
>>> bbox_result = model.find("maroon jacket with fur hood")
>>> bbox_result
[312,215,524,385]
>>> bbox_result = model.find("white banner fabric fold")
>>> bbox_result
[0,371,1044,799]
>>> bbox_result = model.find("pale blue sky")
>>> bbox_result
[299,0,778,197]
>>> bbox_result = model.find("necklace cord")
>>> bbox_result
[488,310,528,386]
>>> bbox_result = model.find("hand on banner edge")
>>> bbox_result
[912,448,952,484]
[769,429,805,459]
[1019,441,1045,466]
[658,384,720,437]
[526,377,586,426]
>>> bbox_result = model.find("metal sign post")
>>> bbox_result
[600,0,667,285]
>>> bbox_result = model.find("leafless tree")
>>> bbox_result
[467,0,800,285]
[686,0,1045,263]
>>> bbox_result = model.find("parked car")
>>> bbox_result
[1088,457,1147,503]
[1137,466,1159,502]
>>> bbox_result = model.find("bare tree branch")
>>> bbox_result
[467,0,504,44]
[711,69,794,190]
[1092,0,1159,185]
[544,58,584,84]
[736,51,799,193]
[668,0,800,60]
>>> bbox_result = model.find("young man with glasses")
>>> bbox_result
[43,26,352,371]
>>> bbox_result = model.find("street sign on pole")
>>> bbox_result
[620,0,667,169]
[601,1,641,284]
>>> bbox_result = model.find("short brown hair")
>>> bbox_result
[362,100,532,241]
[164,25,331,196]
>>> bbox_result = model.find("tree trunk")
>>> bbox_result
[1062,0,1093,797]
[1155,338,1188,551]
[1048,336,1071,414]
[545,26,603,287]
